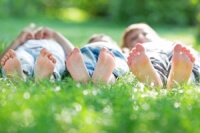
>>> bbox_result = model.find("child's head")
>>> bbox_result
[121,23,160,50]
[88,34,117,46]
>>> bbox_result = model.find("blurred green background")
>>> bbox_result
[0,0,199,25]
[0,0,200,48]
[1,0,200,25]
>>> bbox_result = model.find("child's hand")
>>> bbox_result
[122,47,130,53]
[35,27,55,40]
[17,29,34,45]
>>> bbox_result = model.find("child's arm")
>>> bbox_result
[0,29,34,61]
[35,27,74,54]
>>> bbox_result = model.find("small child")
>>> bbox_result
[122,23,200,89]
[66,34,129,84]
[121,23,163,53]
[0,25,74,81]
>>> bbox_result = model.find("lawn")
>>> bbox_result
[0,17,200,133]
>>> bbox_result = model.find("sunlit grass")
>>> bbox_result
[162,34,195,45]
[156,26,196,44]
[0,75,200,133]
[58,8,90,23]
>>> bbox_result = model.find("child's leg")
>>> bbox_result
[1,49,25,80]
[66,47,90,83]
[167,44,195,88]
[92,47,116,84]
[127,44,163,88]
[34,48,56,81]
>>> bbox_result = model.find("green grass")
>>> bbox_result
[1,17,200,133]
[1,75,200,133]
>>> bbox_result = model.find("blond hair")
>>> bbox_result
[121,23,159,49]
[88,34,117,45]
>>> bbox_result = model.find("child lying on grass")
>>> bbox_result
[122,23,200,89]
[66,34,129,84]
[0,25,74,81]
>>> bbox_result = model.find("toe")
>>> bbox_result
[191,57,195,63]
[100,47,107,55]
[9,49,17,58]
[66,51,73,60]
[174,44,182,53]
[5,52,11,60]
[74,47,80,53]
[49,55,53,60]
[53,59,56,64]
[188,53,195,63]
[136,44,145,53]
[47,53,53,59]
[181,47,187,53]
[1,58,6,63]
[109,51,115,57]
[40,48,48,56]
[130,49,137,56]
[1,60,5,66]
[50,55,56,64]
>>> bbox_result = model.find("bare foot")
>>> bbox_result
[92,47,116,84]
[127,43,163,88]
[167,44,195,89]
[35,48,56,81]
[66,47,90,83]
[1,49,24,80]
